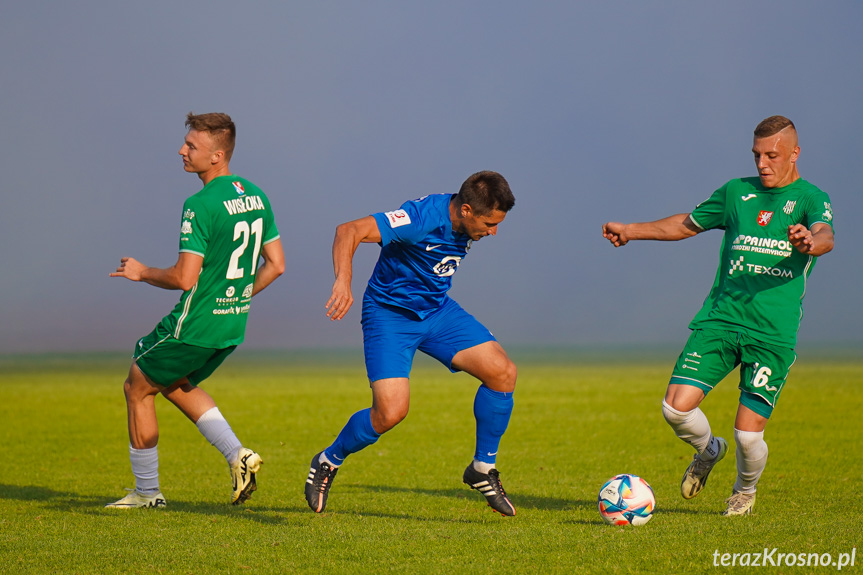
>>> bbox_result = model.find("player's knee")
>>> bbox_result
[371,404,408,433]
[501,358,517,390]
[662,399,691,425]
[487,357,517,392]
[122,378,135,401]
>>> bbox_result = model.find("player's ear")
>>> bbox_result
[461,203,474,217]
[211,150,225,165]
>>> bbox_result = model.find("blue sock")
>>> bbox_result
[473,385,514,465]
[324,408,381,465]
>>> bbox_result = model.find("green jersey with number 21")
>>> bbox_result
[159,175,280,348]
[688,177,833,348]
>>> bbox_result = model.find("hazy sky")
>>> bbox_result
[2,1,861,354]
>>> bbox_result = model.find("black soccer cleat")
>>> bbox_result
[463,463,516,516]
[305,451,339,513]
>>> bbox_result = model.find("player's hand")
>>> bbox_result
[602,222,629,247]
[325,278,353,321]
[787,224,814,253]
[109,257,146,281]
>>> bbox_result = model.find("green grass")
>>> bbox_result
[1,350,860,574]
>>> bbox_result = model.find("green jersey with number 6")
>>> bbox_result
[688,177,833,348]
[158,175,280,348]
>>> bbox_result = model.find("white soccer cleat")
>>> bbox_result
[231,448,263,505]
[105,489,166,509]
[722,491,756,516]
[681,437,728,499]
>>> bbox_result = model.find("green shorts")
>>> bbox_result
[133,323,236,387]
[669,329,797,418]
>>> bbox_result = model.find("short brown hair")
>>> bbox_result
[455,171,515,215]
[754,115,796,138]
[185,112,236,160]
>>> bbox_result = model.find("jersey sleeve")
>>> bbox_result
[178,196,209,256]
[689,182,730,231]
[259,194,281,245]
[373,198,433,246]
[802,190,834,231]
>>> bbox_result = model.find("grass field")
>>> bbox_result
[1,349,860,574]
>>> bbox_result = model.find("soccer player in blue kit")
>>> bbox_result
[304,171,518,516]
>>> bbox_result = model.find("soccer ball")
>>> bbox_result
[598,474,656,526]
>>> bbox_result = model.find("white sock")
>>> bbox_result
[319,452,339,468]
[662,399,718,459]
[195,407,242,465]
[129,445,160,494]
[472,459,495,474]
[733,428,768,494]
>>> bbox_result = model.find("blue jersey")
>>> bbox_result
[366,194,472,319]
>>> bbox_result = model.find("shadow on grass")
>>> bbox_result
[0,483,112,509]
[1,481,609,525]
[344,483,593,512]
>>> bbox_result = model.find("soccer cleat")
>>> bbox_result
[231,448,263,505]
[462,464,516,516]
[105,489,166,509]
[681,437,728,500]
[722,491,756,516]
[305,451,339,513]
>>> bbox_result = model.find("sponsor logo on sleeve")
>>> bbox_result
[385,209,411,228]
[822,202,833,222]
[181,220,193,235]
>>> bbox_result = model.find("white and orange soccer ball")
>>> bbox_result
[597,474,656,525]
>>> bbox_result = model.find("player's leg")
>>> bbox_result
[665,329,738,499]
[420,298,517,515]
[451,341,517,516]
[723,337,793,516]
[162,345,261,505]
[305,296,419,513]
[106,361,166,509]
[722,404,768,516]
[305,378,407,513]
[452,340,517,465]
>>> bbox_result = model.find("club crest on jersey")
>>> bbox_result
[757,211,773,226]
[433,255,461,277]
[232,181,246,195]
[783,200,796,215]
[384,209,411,228]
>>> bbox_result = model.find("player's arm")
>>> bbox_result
[788,222,834,256]
[110,252,203,291]
[326,215,382,321]
[602,213,701,247]
[251,238,285,297]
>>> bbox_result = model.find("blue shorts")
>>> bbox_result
[361,294,496,382]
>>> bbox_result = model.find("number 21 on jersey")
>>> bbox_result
[226,218,263,280]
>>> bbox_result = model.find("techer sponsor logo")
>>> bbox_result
[731,235,793,257]
[223,195,265,215]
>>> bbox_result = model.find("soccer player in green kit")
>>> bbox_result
[107,113,284,508]
[602,116,834,516]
